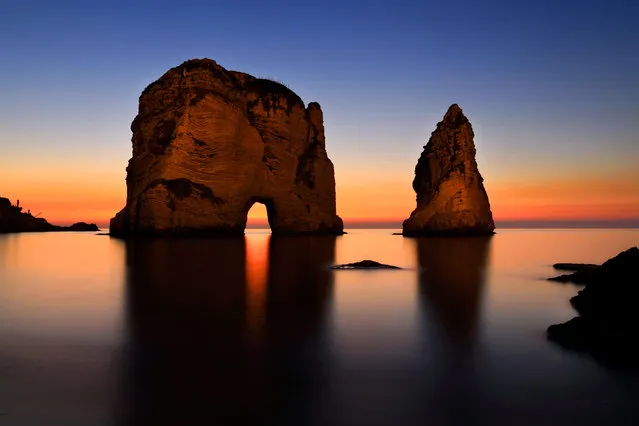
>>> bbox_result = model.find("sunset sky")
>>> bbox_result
[1,0,638,226]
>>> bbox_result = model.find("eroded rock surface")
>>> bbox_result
[403,104,494,236]
[110,59,343,236]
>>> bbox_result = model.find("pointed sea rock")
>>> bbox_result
[402,104,495,236]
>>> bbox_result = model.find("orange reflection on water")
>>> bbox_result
[244,233,270,334]
[0,232,125,339]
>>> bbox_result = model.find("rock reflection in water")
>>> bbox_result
[416,236,491,349]
[117,235,336,426]
[415,236,491,424]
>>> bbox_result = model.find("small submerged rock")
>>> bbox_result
[547,271,593,284]
[548,262,600,283]
[329,260,401,270]
[547,247,639,369]
[552,263,600,272]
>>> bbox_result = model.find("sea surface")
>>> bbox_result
[1,229,638,426]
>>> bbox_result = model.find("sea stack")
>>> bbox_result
[402,104,495,236]
[110,59,343,236]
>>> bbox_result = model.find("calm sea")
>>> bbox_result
[1,229,638,426]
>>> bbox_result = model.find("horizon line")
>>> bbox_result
[77,218,639,229]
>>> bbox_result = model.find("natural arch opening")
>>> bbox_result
[245,199,276,232]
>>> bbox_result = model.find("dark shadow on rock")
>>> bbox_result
[116,235,336,426]
[416,236,491,349]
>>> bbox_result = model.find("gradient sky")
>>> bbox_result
[1,0,638,226]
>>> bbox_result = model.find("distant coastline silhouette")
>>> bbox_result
[0,196,98,233]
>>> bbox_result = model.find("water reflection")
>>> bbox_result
[415,236,491,424]
[245,234,269,336]
[118,235,336,426]
[260,235,337,426]
[416,236,491,350]
[3,230,639,425]
[265,235,336,342]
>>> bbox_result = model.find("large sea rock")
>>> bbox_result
[403,104,495,236]
[110,59,343,236]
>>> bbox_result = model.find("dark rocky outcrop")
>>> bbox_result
[547,269,596,284]
[552,263,600,272]
[548,263,601,283]
[0,197,99,234]
[547,247,639,369]
[329,260,401,270]
[110,58,343,237]
[402,104,495,236]
[67,222,100,232]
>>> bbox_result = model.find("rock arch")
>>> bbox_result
[110,59,343,236]
[243,198,277,231]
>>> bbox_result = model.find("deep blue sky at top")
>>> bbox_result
[0,0,638,220]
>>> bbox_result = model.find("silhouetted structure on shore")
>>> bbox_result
[0,196,98,234]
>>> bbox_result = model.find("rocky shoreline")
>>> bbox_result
[0,197,99,234]
[547,247,639,369]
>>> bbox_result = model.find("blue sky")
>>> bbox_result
[0,0,638,223]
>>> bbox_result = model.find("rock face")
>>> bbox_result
[402,104,494,236]
[110,59,343,236]
[547,247,639,369]
[0,197,99,233]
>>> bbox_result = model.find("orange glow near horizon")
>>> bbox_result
[2,162,638,226]
[245,233,269,334]
[487,172,639,221]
